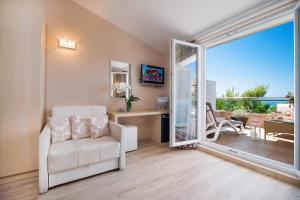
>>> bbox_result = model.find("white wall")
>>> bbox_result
[0,0,45,177]
[45,0,169,140]
[206,80,216,110]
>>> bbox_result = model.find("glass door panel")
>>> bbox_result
[170,39,203,147]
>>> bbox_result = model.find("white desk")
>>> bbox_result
[108,110,169,143]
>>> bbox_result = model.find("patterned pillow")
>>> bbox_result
[70,114,90,140]
[48,117,71,143]
[89,115,110,138]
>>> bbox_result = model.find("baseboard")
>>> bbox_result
[0,170,38,185]
[198,145,300,186]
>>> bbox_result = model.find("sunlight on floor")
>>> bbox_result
[240,127,294,143]
[215,127,294,165]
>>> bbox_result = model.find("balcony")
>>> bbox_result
[208,97,294,165]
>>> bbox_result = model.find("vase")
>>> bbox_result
[231,116,248,128]
[126,101,132,112]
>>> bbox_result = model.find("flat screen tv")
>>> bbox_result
[140,64,164,86]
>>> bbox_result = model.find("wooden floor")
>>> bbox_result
[1,140,300,200]
[215,129,294,165]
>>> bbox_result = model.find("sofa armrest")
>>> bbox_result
[109,121,125,170]
[39,124,51,194]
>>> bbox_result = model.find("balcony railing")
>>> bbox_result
[216,97,289,113]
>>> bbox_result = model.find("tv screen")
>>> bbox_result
[141,64,164,86]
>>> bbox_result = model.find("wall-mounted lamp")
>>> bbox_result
[58,38,76,50]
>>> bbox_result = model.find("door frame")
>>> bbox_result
[197,11,299,176]
[294,2,300,173]
[170,39,205,147]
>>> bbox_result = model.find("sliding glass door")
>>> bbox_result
[205,20,295,167]
[200,5,299,176]
[169,2,300,177]
[170,39,204,147]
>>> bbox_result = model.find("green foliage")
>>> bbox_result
[216,99,245,112]
[217,84,276,114]
[223,87,239,97]
[217,98,276,114]
[125,95,140,112]
[242,100,275,113]
[242,84,268,97]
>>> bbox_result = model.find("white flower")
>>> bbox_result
[113,83,131,94]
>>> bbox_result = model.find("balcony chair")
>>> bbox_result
[206,102,244,142]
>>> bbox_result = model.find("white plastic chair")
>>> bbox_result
[206,102,244,142]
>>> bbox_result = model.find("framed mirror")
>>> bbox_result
[110,60,131,98]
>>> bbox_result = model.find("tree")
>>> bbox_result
[218,87,239,111]
[217,84,275,113]
[223,87,239,97]
[242,84,268,97]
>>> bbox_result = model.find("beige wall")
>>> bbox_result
[0,0,45,177]
[0,0,168,178]
[45,0,168,139]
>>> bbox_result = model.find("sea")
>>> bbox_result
[217,97,289,107]
[263,100,289,107]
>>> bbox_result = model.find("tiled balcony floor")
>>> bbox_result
[214,127,294,165]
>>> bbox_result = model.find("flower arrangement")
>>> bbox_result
[117,84,140,112]
[112,83,131,98]
[232,108,248,118]
[231,107,248,127]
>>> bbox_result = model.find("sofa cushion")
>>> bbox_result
[76,138,100,166]
[48,140,78,174]
[48,116,71,143]
[89,115,110,138]
[70,114,90,140]
[48,136,120,174]
[95,136,120,162]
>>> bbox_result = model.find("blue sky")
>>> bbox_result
[206,21,294,97]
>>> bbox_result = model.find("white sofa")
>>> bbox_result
[39,106,126,194]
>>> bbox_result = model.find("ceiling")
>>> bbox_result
[72,0,267,54]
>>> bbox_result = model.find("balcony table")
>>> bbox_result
[263,119,294,141]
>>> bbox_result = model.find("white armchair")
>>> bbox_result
[39,106,126,194]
